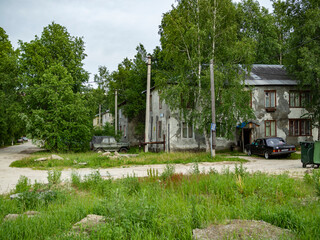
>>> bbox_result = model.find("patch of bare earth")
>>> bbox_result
[193,219,295,240]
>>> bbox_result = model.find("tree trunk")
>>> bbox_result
[204,129,210,152]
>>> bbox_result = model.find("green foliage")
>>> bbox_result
[236,0,281,64]
[157,0,255,140]
[305,169,320,196]
[105,44,148,140]
[0,27,25,146]
[18,22,92,152]
[2,169,320,239]
[160,164,175,181]
[47,170,62,186]
[10,151,247,170]
[283,0,320,131]
[15,176,32,193]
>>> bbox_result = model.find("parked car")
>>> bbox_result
[90,136,130,153]
[245,137,296,159]
[17,138,24,143]
[22,137,28,142]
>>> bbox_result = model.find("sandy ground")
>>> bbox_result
[0,141,309,195]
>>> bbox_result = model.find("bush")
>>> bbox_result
[47,170,62,186]
[161,164,175,181]
[15,176,32,193]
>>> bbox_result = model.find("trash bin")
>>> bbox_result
[313,141,320,166]
[300,141,314,168]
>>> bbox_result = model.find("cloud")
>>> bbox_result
[0,0,174,79]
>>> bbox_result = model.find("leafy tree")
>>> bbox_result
[283,0,320,139]
[236,0,280,64]
[89,65,110,122]
[0,27,25,146]
[157,0,255,149]
[105,44,148,140]
[19,23,92,151]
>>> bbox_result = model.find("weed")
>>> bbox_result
[312,169,320,196]
[123,174,141,195]
[234,163,248,177]
[71,171,82,187]
[147,168,159,179]
[160,164,175,181]
[189,162,200,175]
[15,176,32,193]
[47,170,62,186]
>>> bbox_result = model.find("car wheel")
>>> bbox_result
[247,149,252,156]
[119,148,128,153]
[95,148,104,153]
[264,151,270,159]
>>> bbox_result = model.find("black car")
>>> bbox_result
[245,137,296,159]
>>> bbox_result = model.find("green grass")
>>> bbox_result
[10,151,247,170]
[1,167,320,239]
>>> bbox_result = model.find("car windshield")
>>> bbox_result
[266,138,285,146]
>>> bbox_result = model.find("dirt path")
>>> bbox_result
[0,142,308,195]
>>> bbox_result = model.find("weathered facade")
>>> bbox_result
[148,88,234,152]
[244,65,317,146]
[147,64,318,152]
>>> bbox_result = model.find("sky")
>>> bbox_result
[0,0,273,82]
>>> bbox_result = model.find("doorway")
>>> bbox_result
[243,128,252,146]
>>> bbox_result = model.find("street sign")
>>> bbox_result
[211,123,216,131]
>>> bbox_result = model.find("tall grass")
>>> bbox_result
[1,168,319,239]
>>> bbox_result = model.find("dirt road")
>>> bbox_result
[0,142,308,195]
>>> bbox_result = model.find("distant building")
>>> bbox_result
[93,110,114,128]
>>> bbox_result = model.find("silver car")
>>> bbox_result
[90,136,130,153]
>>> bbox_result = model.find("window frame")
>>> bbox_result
[264,90,276,108]
[289,90,310,108]
[289,119,312,136]
[265,120,277,137]
[158,120,162,139]
[182,122,194,139]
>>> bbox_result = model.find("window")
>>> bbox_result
[289,91,310,108]
[265,90,276,108]
[265,120,276,137]
[158,121,162,138]
[289,119,312,136]
[182,122,193,138]
[159,95,162,109]
[109,137,116,144]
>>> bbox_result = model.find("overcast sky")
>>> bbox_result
[0,0,273,81]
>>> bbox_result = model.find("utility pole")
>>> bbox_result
[115,90,118,135]
[144,55,151,152]
[210,59,216,157]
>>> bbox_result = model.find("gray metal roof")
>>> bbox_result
[245,64,297,86]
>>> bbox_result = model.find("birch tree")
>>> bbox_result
[157,0,255,150]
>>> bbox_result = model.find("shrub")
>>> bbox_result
[161,164,175,181]
[47,170,62,186]
[15,176,32,193]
